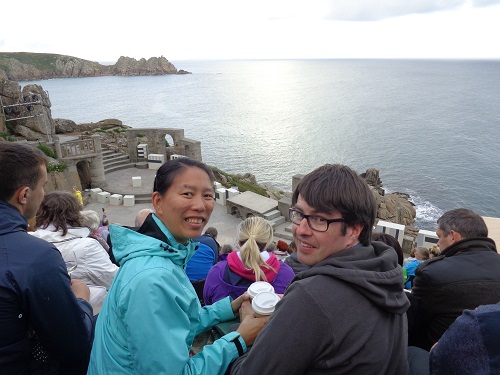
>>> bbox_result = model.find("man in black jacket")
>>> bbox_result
[409,208,500,351]
[0,143,93,374]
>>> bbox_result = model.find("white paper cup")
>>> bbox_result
[247,281,275,298]
[251,291,281,317]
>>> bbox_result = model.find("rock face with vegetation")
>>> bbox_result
[362,168,416,226]
[0,52,187,81]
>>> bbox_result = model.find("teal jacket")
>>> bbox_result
[88,214,246,374]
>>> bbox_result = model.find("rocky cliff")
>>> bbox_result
[0,52,187,81]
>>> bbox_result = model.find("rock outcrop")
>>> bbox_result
[0,52,189,81]
[362,169,416,226]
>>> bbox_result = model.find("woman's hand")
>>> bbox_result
[236,315,270,346]
[231,293,250,316]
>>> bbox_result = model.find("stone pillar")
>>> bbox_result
[89,135,106,188]
[54,138,62,159]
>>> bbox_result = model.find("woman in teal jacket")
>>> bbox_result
[88,158,267,375]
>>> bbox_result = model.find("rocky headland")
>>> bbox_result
[0,52,190,81]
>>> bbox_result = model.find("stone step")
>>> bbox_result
[263,209,281,221]
[268,215,286,227]
[104,163,136,174]
[103,157,131,168]
[103,154,130,164]
[273,228,294,241]
[284,223,293,233]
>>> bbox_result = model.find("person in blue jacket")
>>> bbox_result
[186,227,220,282]
[0,142,93,374]
[88,158,268,375]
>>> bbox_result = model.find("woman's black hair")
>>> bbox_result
[153,158,215,195]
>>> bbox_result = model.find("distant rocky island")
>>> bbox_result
[0,52,190,81]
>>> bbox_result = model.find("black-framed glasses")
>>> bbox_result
[289,208,345,232]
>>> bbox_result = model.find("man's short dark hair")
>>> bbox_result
[292,164,377,246]
[437,208,488,239]
[0,142,47,202]
[204,227,218,239]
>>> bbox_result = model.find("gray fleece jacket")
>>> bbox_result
[231,241,410,375]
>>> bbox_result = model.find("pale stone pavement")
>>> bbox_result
[83,167,292,248]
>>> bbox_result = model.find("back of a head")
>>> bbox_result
[81,210,101,231]
[238,216,274,282]
[204,226,218,239]
[276,240,289,253]
[135,208,154,227]
[372,232,404,266]
[220,244,233,255]
[292,164,377,246]
[0,142,47,202]
[35,191,81,236]
[437,208,488,239]
[415,246,430,261]
[288,241,297,254]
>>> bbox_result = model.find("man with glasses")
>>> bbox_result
[231,164,410,375]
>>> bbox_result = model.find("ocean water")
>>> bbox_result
[20,59,500,230]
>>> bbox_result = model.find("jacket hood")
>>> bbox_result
[30,225,90,243]
[110,213,197,267]
[295,241,409,315]
[0,201,26,235]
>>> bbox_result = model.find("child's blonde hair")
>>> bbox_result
[237,216,275,282]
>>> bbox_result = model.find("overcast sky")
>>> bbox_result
[1,0,500,63]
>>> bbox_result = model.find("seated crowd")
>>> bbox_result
[1,142,499,375]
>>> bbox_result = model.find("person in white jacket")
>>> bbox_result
[31,191,118,290]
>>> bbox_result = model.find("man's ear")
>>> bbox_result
[347,223,363,243]
[17,186,30,205]
[449,229,463,244]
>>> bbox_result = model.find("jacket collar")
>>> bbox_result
[441,237,497,257]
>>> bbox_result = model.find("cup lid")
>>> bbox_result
[252,292,281,315]
[247,281,275,298]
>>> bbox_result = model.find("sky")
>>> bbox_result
[1,0,500,63]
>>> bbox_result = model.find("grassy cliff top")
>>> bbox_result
[0,52,98,70]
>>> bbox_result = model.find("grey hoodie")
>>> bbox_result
[231,241,410,375]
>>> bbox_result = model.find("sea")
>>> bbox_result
[19,59,500,231]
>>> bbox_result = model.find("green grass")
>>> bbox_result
[210,166,268,197]
[37,144,57,158]
[0,52,99,71]
[0,52,63,70]
[0,132,15,141]
[47,163,67,172]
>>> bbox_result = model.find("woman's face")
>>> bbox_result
[153,166,215,244]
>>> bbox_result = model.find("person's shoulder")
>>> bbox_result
[196,235,218,249]
[278,260,295,275]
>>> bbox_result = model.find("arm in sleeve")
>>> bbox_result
[231,281,332,375]
[197,296,236,334]
[82,238,118,289]
[122,270,242,375]
[29,247,93,363]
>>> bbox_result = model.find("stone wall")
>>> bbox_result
[125,128,202,163]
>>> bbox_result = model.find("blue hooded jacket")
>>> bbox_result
[88,214,246,375]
